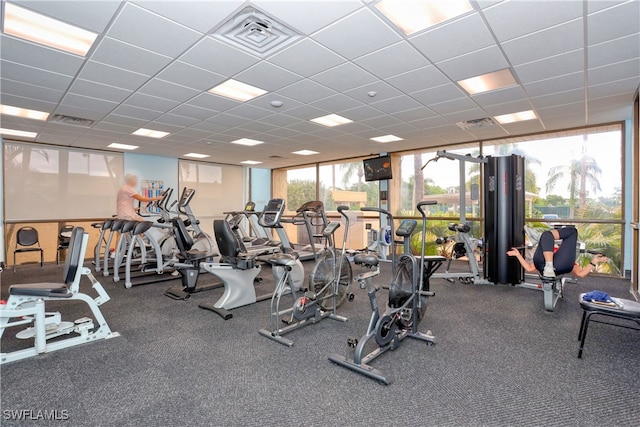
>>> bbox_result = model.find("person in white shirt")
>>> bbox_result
[116,174,162,220]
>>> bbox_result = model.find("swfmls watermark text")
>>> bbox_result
[3,409,69,421]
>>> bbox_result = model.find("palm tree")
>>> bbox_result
[546,157,601,218]
[339,162,364,191]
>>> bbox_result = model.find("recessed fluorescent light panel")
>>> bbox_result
[310,114,352,127]
[3,3,98,56]
[208,79,267,102]
[132,128,170,139]
[241,160,262,165]
[0,104,49,121]
[0,127,37,138]
[457,69,517,95]
[231,138,264,146]
[370,134,403,143]
[292,150,319,156]
[376,0,473,35]
[108,143,139,151]
[184,153,210,159]
[494,110,538,124]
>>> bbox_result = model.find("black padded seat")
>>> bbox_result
[121,220,138,233]
[269,254,297,267]
[9,282,71,298]
[354,254,379,267]
[132,221,153,234]
[110,220,125,231]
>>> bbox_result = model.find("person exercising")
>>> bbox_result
[507,227,608,278]
[116,174,162,220]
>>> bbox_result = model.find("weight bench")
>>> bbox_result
[577,293,640,358]
[1,227,119,364]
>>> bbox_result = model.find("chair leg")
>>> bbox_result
[57,249,60,265]
[577,310,587,340]
[13,252,16,273]
[40,250,44,268]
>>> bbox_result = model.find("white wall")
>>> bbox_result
[123,153,178,204]
[0,137,4,264]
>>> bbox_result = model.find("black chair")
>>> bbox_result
[57,225,75,265]
[13,227,44,272]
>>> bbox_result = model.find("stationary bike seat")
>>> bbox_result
[354,254,379,267]
[268,254,298,267]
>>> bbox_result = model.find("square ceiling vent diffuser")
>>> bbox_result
[212,6,302,57]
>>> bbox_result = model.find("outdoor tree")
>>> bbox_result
[546,157,601,217]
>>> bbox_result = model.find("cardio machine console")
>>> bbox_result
[396,219,417,237]
[179,188,196,208]
[322,221,341,237]
[260,198,286,228]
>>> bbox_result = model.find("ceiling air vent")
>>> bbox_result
[212,6,302,57]
[51,114,94,127]
[456,118,497,130]
[268,155,286,160]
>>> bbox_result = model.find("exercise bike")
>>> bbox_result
[259,205,354,347]
[329,201,445,384]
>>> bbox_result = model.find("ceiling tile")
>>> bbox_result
[77,61,149,91]
[205,113,250,128]
[179,38,260,77]
[354,42,429,79]
[111,104,163,121]
[91,37,172,76]
[0,35,85,77]
[523,72,585,97]
[339,105,385,121]
[226,105,273,120]
[370,95,422,114]
[482,0,582,42]
[155,61,226,91]
[310,94,363,112]
[1,79,64,104]
[154,113,201,128]
[1,60,73,92]
[360,115,403,128]
[472,86,527,107]
[188,92,239,112]
[125,93,181,112]
[134,1,244,33]
[441,108,491,124]
[502,19,583,66]
[406,115,454,130]
[101,114,149,128]
[483,99,535,116]
[312,9,401,59]
[107,3,203,57]
[269,39,345,77]
[587,0,640,45]
[343,81,404,103]
[410,13,494,63]
[392,107,436,122]
[277,79,337,103]
[428,98,479,115]
[189,120,227,133]
[436,46,509,81]
[588,34,640,69]
[410,84,467,106]
[253,0,362,35]
[234,62,303,91]
[68,79,133,103]
[246,93,302,112]
[169,104,216,121]
[385,66,450,93]
[531,88,585,109]
[282,105,329,120]
[54,105,109,121]
[0,93,58,113]
[536,101,585,119]
[311,63,377,92]
[258,114,297,127]
[139,79,200,103]
[12,0,122,33]
[588,77,640,100]
[237,121,279,133]
[514,49,584,84]
[588,58,640,86]
[60,93,118,113]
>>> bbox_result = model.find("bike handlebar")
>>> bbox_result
[417,200,437,218]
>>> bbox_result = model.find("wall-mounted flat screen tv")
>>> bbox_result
[363,155,392,182]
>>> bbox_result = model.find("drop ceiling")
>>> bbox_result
[1,0,639,168]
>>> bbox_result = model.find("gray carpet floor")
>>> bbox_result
[1,258,638,427]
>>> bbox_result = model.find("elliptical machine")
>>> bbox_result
[329,201,445,384]
[259,202,354,347]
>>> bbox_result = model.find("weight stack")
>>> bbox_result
[484,155,525,284]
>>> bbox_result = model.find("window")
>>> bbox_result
[272,165,316,213]
[318,159,379,212]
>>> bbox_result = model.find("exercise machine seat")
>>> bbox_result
[121,220,138,233]
[9,283,71,298]
[132,221,153,234]
[172,218,209,261]
[110,219,125,232]
[268,254,298,267]
[354,254,379,267]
